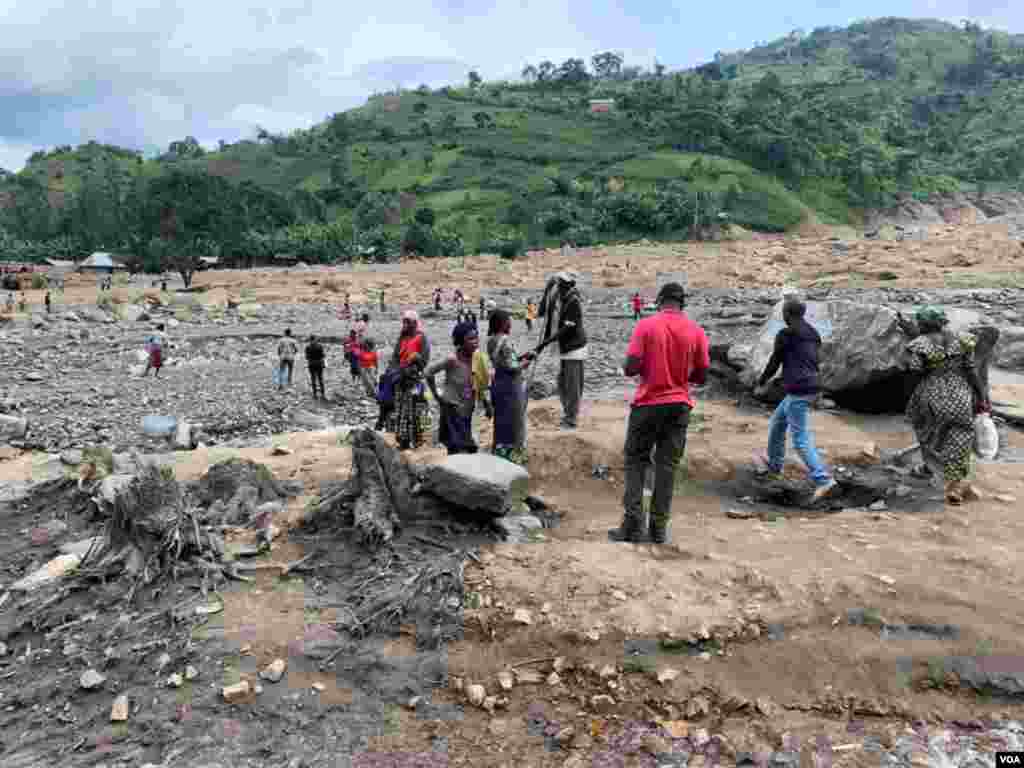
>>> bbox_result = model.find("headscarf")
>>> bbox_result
[914,306,948,330]
[401,309,423,334]
[452,321,478,349]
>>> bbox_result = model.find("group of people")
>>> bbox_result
[607,285,991,544]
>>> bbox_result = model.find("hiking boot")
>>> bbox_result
[608,516,645,543]
[811,479,839,503]
[649,519,670,545]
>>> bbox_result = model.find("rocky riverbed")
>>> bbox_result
[2,285,1023,453]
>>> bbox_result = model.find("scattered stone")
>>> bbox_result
[260,658,287,683]
[110,694,130,722]
[755,696,779,717]
[0,642,8,657]
[184,665,199,681]
[656,668,680,685]
[271,445,293,456]
[80,669,107,690]
[869,500,888,511]
[222,681,251,703]
[589,694,616,713]
[584,629,601,643]
[167,673,184,689]
[611,589,627,601]
[994,494,1018,504]
[598,664,617,679]
[311,682,326,692]
[874,574,896,586]
[495,515,544,543]
[60,449,83,465]
[0,414,28,440]
[547,671,561,686]
[512,608,533,625]
[686,696,711,718]
[497,670,514,691]
[466,684,486,707]
[727,507,757,519]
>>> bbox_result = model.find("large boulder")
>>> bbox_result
[732,300,998,412]
[421,454,529,517]
[994,326,1024,370]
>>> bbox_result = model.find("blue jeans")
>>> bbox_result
[767,395,831,486]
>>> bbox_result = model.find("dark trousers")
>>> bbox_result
[309,365,325,398]
[623,403,691,528]
[558,359,584,427]
[279,359,294,385]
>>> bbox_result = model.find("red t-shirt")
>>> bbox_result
[359,349,378,369]
[625,309,710,407]
[632,295,643,310]
[398,334,423,366]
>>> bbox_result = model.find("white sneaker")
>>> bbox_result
[812,479,839,503]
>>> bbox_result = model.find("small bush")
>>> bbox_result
[565,224,595,247]
[96,293,114,309]
[498,238,524,260]
[114,273,130,287]
[174,306,193,323]
[240,287,255,301]
[31,273,49,290]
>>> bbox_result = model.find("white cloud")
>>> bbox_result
[0,0,1021,158]
[0,140,44,172]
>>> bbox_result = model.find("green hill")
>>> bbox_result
[3,16,1024,266]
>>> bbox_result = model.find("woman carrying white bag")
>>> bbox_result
[896,306,997,505]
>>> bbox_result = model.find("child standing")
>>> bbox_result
[426,322,489,455]
[359,338,379,400]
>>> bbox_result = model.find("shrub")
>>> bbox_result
[414,207,436,227]
[31,273,48,290]
[96,293,114,309]
[497,237,524,260]
[565,224,596,247]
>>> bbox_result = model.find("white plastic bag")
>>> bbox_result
[974,413,999,460]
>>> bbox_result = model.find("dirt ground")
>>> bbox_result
[3,224,1024,767]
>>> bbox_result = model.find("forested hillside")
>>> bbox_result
[2,17,1023,273]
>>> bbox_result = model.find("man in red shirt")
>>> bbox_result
[610,282,710,544]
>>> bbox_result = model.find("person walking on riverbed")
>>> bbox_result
[611,282,710,544]
[426,322,490,455]
[755,299,838,503]
[305,335,326,400]
[277,329,299,390]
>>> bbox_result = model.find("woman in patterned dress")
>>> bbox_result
[390,310,431,450]
[898,306,990,505]
[487,309,535,464]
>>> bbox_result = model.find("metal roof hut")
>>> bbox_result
[78,252,129,275]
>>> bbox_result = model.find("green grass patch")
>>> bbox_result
[621,655,657,674]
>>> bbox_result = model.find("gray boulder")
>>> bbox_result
[495,515,544,543]
[0,413,28,441]
[994,326,1024,370]
[733,300,999,412]
[421,454,529,517]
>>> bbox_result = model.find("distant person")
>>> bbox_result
[277,328,299,389]
[5,292,13,312]
[479,297,485,318]
[632,292,643,321]
[354,312,369,343]
[454,289,465,311]
[144,324,168,378]
[386,310,431,450]
[343,330,361,382]
[305,334,326,400]
[358,338,379,400]
[379,289,386,313]
[434,288,443,312]
[487,309,532,464]
[426,322,485,455]
[755,299,838,503]
[612,282,709,544]
[539,272,587,430]
[525,300,537,333]
[161,280,168,292]
[44,291,51,314]
[18,293,27,313]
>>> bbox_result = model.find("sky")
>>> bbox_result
[1,0,1022,172]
